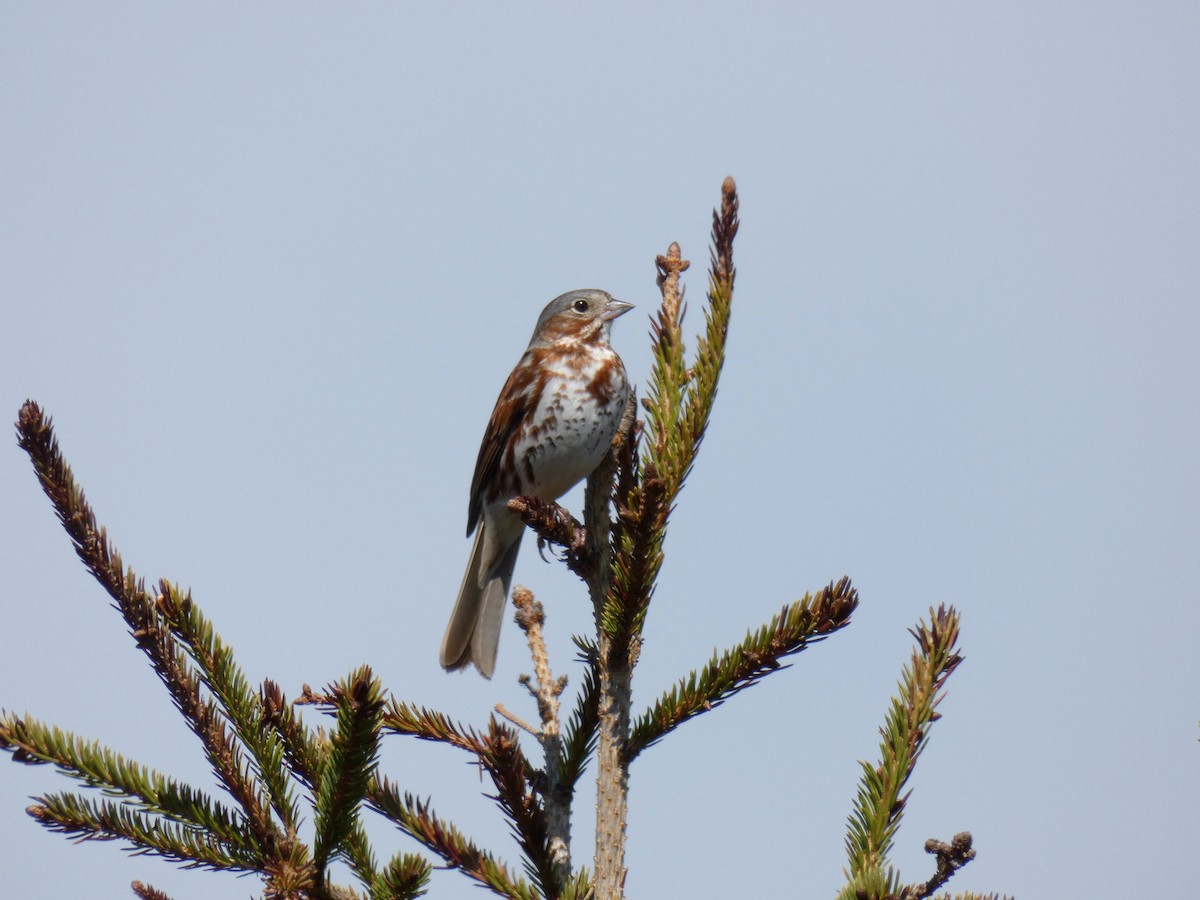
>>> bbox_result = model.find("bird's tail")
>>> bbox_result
[440,524,519,678]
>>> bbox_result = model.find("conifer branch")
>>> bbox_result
[339,824,381,898]
[645,177,737,498]
[0,713,252,848]
[841,606,965,896]
[588,180,740,900]
[381,702,486,754]
[372,852,433,900]
[559,641,600,792]
[598,263,675,648]
[682,175,738,471]
[601,448,666,647]
[380,708,554,896]
[15,401,154,629]
[601,178,739,656]
[131,881,174,900]
[15,402,279,853]
[558,871,594,900]
[156,580,301,833]
[176,671,275,851]
[313,667,386,876]
[28,792,261,871]
[264,679,382,897]
[259,837,321,898]
[260,678,328,791]
[628,578,859,760]
[367,780,536,899]
[476,719,555,898]
[260,682,417,898]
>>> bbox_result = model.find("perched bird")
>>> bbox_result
[441,289,633,677]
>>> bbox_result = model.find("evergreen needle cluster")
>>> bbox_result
[1,179,1007,900]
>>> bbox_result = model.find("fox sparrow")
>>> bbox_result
[440,289,633,677]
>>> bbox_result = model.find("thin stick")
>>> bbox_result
[509,587,571,882]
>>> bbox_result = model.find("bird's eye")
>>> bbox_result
[572,299,590,313]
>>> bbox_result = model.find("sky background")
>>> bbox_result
[2,4,1198,898]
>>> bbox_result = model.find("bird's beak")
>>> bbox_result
[601,299,634,321]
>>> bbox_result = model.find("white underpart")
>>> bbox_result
[524,342,626,499]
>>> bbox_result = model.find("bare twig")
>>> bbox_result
[493,704,540,738]
[655,241,689,324]
[507,586,572,883]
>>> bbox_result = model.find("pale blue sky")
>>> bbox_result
[2,4,1198,898]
